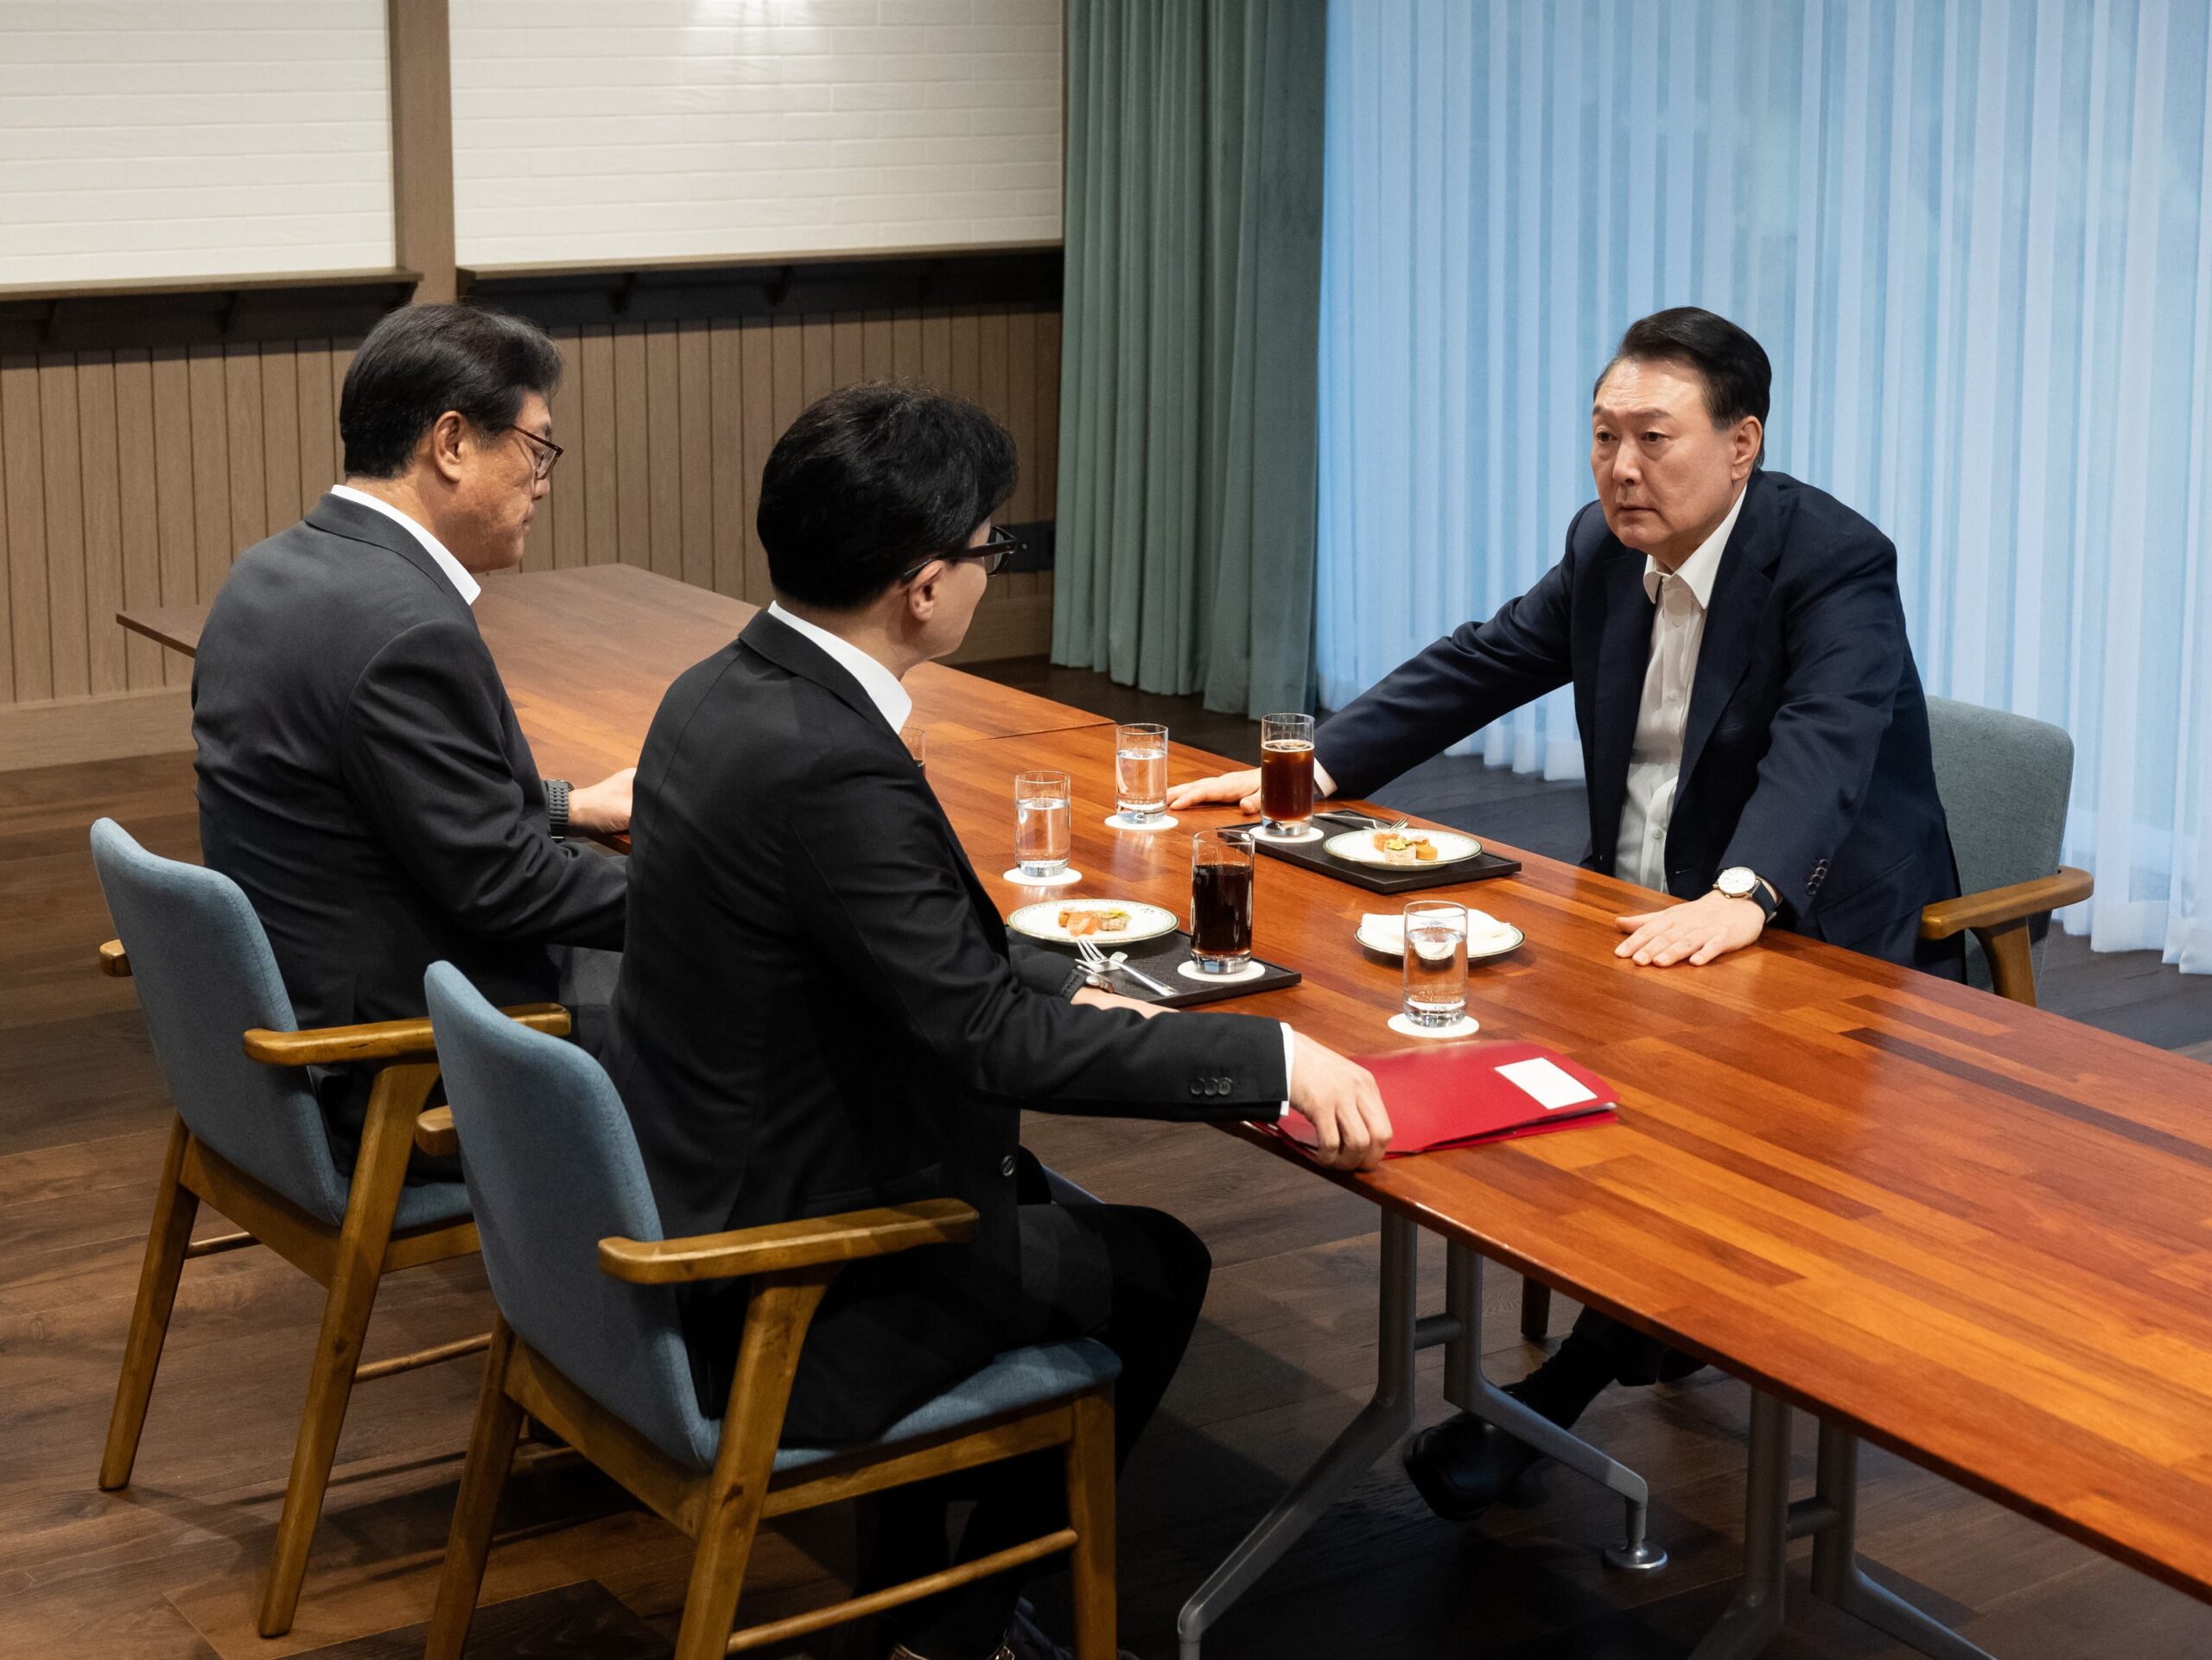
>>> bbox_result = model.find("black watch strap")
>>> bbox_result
[545,778,571,841]
[1744,879,1780,924]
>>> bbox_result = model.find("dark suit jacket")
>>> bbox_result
[193,493,627,1148]
[1315,471,1960,969]
[602,611,1287,1441]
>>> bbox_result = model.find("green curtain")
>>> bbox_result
[1052,0,1326,718]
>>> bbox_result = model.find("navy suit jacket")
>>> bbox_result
[1315,470,1961,970]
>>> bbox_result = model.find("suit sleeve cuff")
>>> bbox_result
[1279,1022,1295,1119]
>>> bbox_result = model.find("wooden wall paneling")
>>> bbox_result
[222,342,267,557]
[642,322,682,579]
[259,346,303,532]
[1005,310,1038,524]
[1036,308,1061,518]
[862,308,893,379]
[111,351,166,690]
[540,328,581,569]
[148,350,199,690]
[185,347,232,603]
[676,321,714,592]
[74,352,128,696]
[946,307,982,411]
[921,308,952,389]
[613,324,650,569]
[296,340,337,512]
[892,308,923,381]
[579,325,617,567]
[35,358,91,699]
[800,315,834,406]
[330,341,358,484]
[389,0,458,304]
[3,354,52,702]
[706,320,746,601]
[737,318,776,604]
[830,313,865,391]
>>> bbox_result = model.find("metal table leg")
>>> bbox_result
[1176,1213,1426,1660]
[1440,1243,1668,1572]
[1688,1392,1999,1659]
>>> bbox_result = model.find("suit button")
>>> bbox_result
[1189,1083,1203,1097]
[1000,1154,1016,1178]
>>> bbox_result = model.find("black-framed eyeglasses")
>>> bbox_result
[899,525,1025,586]
[502,425,564,481]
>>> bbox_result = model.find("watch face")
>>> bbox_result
[1719,868,1757,898]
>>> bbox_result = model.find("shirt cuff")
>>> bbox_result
[1313,760,1338,798]
[1278,1021,1295,1119]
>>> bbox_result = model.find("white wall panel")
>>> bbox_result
[451,0,1061,266]
[0,1,393,285]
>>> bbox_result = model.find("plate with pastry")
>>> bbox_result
[1322,825,1484,868]
[1008,898,1181,945]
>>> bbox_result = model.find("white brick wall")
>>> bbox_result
[451,0,1061,267]
[0,0,393,286]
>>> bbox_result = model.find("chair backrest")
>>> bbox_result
[90,818,350,1224]
[1923,698,2075,990]
[424,962,718,1469]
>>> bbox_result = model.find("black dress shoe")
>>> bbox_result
[1402,1409,1545,1522]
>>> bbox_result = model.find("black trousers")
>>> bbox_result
[878,1154,1211,1658]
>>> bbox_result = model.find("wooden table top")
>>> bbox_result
[118,563,1103,783]
[925,722,2212,1606]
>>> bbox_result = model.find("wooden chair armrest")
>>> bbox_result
[599,1199,979,1285]
[99,940,131,976]
[1919,867,2094,939]
[414,1105,459,1158]
[242,1002,571,1066]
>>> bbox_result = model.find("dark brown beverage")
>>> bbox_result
[1191,861,1255,960]
[1260,739,1315,824]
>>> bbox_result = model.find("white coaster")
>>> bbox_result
[1002,866,1083,887]
[1104,811,1180,832]
[1255,822,1325,843]
[1387,1012,1481,1040]
[1178,957,1265,983]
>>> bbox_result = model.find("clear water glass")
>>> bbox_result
[1114,722,1169,822]
[1014,770,1072,877]
[1402,899,1468,1027]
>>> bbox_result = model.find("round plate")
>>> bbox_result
[1008,898,1180,945]
[1356,917,1525,961]
[1323,826,1484,868]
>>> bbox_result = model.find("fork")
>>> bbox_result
[1074,936,1175,997]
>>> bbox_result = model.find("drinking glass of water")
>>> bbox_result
[1014,771,1073,878]
[1401,900,1468,1027]
[1114,722,1169,824]
[1259,712,1316,837]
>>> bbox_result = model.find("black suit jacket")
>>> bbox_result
[603,611,1288,1441]
[1316,471,1960,967]
[193,493,627,1139]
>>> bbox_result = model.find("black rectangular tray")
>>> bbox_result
[1027,927,1300,1008]
[1228,817,1522,895]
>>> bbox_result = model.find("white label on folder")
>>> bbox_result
[1495,1058,1597,1111]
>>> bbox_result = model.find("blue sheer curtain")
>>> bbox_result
[1316,0,2212,970]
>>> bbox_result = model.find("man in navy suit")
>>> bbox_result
[1171,307,1962,1517]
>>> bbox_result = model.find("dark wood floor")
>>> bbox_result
[6,662,2210,1658]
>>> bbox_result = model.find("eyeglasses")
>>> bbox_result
[899,525,1025,587]
[501,425,564,481]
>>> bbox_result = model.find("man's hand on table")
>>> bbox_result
[1615,889,1766,966]
[1290,1034,1391,1170]
[1166,760,1339,816]
[569,768,637,839]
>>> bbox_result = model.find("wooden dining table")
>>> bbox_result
[121,569,2212,1660]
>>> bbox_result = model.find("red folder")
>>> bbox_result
[1278,1041,1618,1158]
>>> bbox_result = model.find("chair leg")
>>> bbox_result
[99,1116,200,1491]
[1064,1389,1118,1660]
[1519,1277,1554,1343]
[257,1062,434,1638]
[425,1320,524,1660]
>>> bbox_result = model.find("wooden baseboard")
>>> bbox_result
[945,572,1054,666]
[0,687,193,773]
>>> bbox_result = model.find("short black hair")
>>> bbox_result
[340,302,563,478]
[1596,307,1771,435]
[759,382,1017,611]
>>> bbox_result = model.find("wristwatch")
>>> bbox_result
[1713,865,1778,923]
[545,778,571,841]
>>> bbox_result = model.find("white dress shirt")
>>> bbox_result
[1615,485,1747,893]
[327,484,481,607]
[766,603,1295,1107]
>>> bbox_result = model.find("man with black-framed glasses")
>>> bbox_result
[193,302,632,1177]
